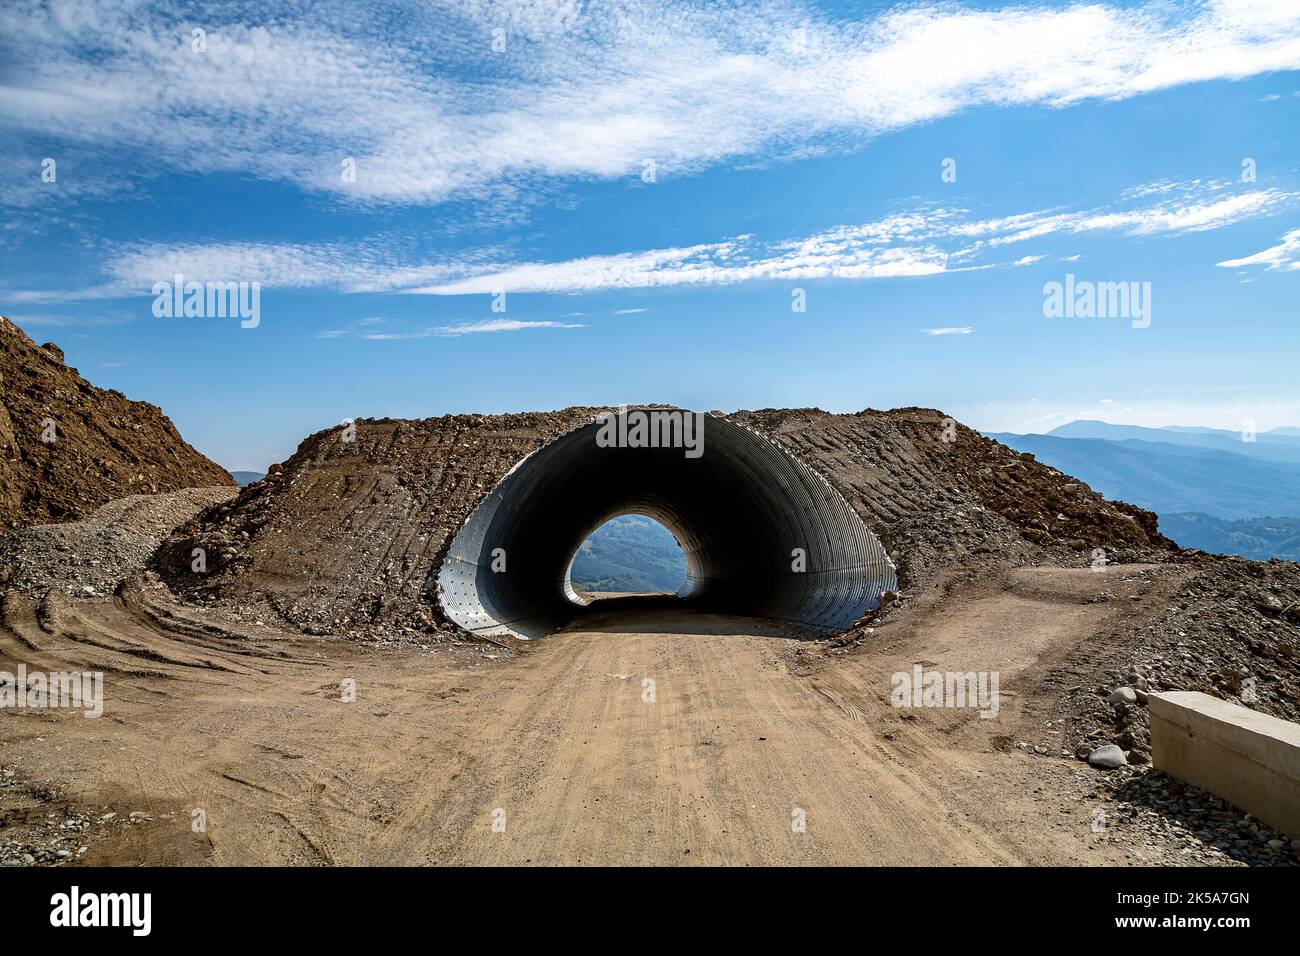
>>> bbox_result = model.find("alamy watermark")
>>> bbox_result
[595,406,704,459]
[891,665,999,718]
[1043,273,1151,328]
[50,886,150,936]
[152,273,260,328]
[1,665,103,718]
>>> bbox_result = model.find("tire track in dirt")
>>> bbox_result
[2,567,1180,866]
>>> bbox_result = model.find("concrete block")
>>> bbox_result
[1149,691,1300,838]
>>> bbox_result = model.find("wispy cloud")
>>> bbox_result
[2,311,131,328]
[406,182,1293,295]
[921,327,974,336]
[357,319,586,339]
[3,1,1300,208]
[8,239,483,304]
[1217,228,1300,271]
[317,316,388,338]
[10,180,1291,304]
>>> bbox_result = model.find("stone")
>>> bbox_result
[1088,744,1128,769]
[1109,687,1137,705]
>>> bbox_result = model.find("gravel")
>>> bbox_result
[0,487,236,597]
[0,760,175,868]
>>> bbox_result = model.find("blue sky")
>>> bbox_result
[2,0,1299,470]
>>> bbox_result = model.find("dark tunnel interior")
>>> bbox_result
[435,412,897,638]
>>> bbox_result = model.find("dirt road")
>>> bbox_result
[0,566,1187,865]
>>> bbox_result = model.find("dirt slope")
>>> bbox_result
[0,318,234,530]
[155,406,1172,639]
[156,410,598,637]
[731,407,1171,592]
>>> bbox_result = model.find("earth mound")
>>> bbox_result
[154,406,1174,639]
[0,318,235,530]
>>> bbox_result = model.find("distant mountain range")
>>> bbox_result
[1156,514,1300,562]
[569,514,687,593]
[987,420,1300,561]
[1045,419,1300,465]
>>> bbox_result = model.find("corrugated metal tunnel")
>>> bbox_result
[435,411,897,639]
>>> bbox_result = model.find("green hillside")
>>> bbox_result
[569,515,687,593]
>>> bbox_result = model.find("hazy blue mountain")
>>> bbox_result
[1159,513,1300,562]
[1046,420,1300,464]
[569,515,687,594]
[985,432,1300,521]
[230,471,265,486]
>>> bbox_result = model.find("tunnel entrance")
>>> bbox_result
[435,409,897,639]
[566,514,688,599]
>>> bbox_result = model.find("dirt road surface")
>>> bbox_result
[1,566,1188,865]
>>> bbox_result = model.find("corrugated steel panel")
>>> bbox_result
[436,410,896,639]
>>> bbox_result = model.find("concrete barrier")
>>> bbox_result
[1149,691,1300,838]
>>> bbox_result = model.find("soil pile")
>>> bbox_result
[730,407,1171,592]
[0,318,234,530]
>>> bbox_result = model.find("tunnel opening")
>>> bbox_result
[565,514,688,601]
[436,410,897,639]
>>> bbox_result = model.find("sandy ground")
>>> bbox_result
[0,565,1189,866]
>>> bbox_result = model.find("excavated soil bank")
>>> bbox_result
[155,406,1172,641]
[0,317,234,531]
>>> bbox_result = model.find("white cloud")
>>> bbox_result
[317,316,387,338]
[2,311,130,327]
[361,319,585,339]
[15,178,1294,300]
[406,182,1293,295]
[1071,189,1287,235]
[1216,228,1300,270]
[3,0,1300,207]
[921,327,974,336]
[14,179,1292,302]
